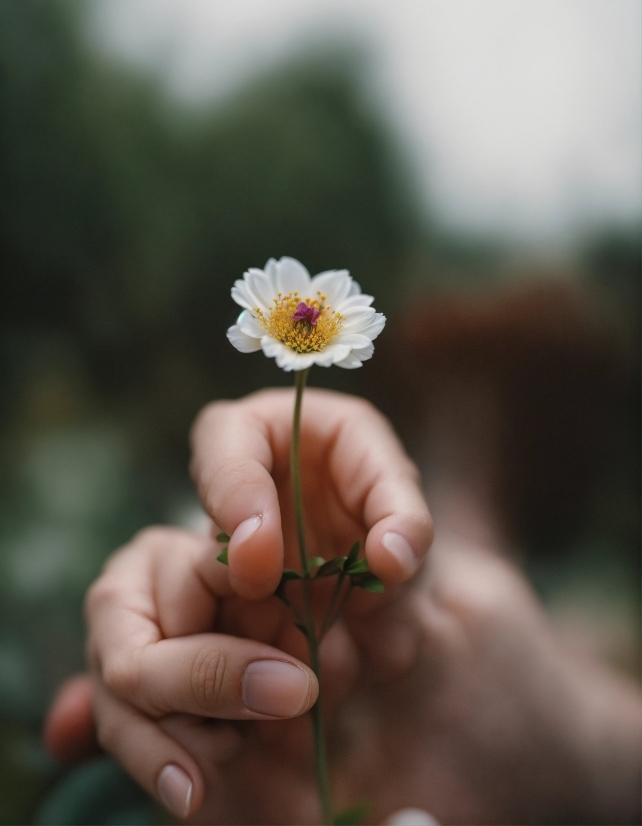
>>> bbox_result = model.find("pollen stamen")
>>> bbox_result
[254,293,343,353]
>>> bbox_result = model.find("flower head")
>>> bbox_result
[227,257,386,371]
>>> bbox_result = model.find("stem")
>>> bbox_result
[321,572,347,638]
[291,368,333,825]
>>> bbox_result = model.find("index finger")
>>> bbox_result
[191,389,433,591]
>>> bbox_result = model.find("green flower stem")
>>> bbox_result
[291,368,333,825]
[321,572,347,638]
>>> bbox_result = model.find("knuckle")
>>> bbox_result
[84,576,117,619]
[102,653,141,700]
[130,525,168,548]
[190,647,227,712]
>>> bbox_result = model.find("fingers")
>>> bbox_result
[43,674,99,763]
[190,401,283,599]
[104,633,318,720]
[92,680,205,820]
[320,395,433,584]
[193,390,432,586]
[86,529,319,723]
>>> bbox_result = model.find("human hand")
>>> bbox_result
[45,389,433,821]
[46,389,640,824]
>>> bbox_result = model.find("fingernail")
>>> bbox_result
[157,764,193,819]
[382,531,418,577]
[242,660,312,717]
[230,514,262,547]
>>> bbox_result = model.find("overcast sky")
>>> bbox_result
[88,0,641,245]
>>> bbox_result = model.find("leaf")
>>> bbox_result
[305,556,326,573]
[274,587,290,606]
[346,558,368,574]
[346,540,361,568]
[216,547,229,565]
[333,801,371,825]
[294,622,309,638]
[280,569,302,581]
[216,532,231,543]
[350,572,384,593]
[315,556,347,578]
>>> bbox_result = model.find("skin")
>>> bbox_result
[44,390,641,825]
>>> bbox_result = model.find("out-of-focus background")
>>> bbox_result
[0,1,639,822]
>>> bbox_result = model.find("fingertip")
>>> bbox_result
[43,675,99,763]
[227,513,283,599]
[366,513,433,584]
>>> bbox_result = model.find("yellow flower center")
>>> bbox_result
[254,292,343,353]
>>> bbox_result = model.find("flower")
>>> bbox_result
[227,257,386,371]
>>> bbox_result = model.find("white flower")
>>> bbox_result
[227,257,386,372]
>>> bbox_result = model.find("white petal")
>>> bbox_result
[340,306,376,331]
[227,325,262,353]
[288,352,318,371]
[244,267,275,311]
[358,312,386,340]
[237,310,264,338]
[231,280,257,311]
[264,257,279,289]
[335,352,363,369]
[351,342,374,360]
[275,257,311,296]
[337,333,372,349]
[311,343,352,366]
[260,336,287,358]
[311,270,352,307]
[348,280,362,296]
[336,293,374,312]
[259,336,309,372]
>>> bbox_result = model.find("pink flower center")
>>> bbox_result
[292,301,321,326]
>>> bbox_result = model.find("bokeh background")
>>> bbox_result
[0,1,639,822]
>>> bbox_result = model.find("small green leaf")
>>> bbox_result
[274,587,290,606]
[350,572,384,593]
[216,532,231,543]
[305,556,326,573]
[333,801,370,825]
[315,556,347,577]
[346,558,368,574]
[346,540,361,568]
[281,569,302,581]
[216,547,229,565]
[294,622,309,638]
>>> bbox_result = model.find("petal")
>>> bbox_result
[340,306,376,331]
[237,310,264,338]
[358,312,386,340]
[260,336,287,358]
[348,280,362,296]
[311,343,352,366]
[275,257,311,296]
[311,270,352,307]
[351,342,374,360]
[231,280,257,311]
[227,325,262,353]
[259,336,311,372]
[335,352,364,369]
[337,333,372,349]
[335,293,374,312]
[244,267,276,312]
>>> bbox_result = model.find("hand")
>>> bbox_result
[47,527,642,824]
[45,389,433,821]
